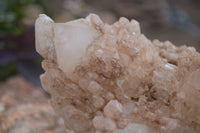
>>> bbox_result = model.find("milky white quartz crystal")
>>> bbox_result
[35,14,200,133]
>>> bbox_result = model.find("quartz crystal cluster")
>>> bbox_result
[35,14,200,133]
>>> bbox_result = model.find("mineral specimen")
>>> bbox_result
[35,14,200,133]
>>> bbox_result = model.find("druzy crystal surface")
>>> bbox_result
[35,14,200,133]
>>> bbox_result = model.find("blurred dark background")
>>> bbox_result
[0,0,200,90]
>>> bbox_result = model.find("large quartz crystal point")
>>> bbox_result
[54,17,100,81]
[35,14,56,61]
[35,14,200,133]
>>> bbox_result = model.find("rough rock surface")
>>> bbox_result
[36,14,200,133]
[0,76,66,133]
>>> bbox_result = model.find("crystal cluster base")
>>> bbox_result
[36,14,200,133]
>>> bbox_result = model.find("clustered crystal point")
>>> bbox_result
[36,14,200,133]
